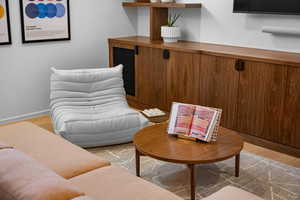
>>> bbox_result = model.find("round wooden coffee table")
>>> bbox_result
[133,123,244,200]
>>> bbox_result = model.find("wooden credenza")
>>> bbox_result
[108,36,300,157]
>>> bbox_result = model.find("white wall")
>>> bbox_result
[137,0,300,53]
[0,0,137,123]
[2,0,300,123]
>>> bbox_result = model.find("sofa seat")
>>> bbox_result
[0,122,110,179]
[203,186,263,200]
[70,166,183,200]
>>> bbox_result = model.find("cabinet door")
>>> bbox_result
[282,67,300,148]
[167,51,200,109]
[136,47,167,110]
[236,61,287,142]
[199,55,239,130]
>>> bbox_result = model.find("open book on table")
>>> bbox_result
[167,102,222,142]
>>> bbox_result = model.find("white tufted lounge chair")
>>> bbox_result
[50,65,149,147]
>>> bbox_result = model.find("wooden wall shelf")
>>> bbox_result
[122,2,202,8]
[122,1,201,41]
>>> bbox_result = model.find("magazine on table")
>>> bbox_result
[167,102,222,142]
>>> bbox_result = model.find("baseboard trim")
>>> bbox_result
[239,132,300,158]
[0,110,50,125]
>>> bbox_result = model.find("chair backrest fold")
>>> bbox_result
[50,65,126,108]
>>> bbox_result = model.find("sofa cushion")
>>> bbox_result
[0,122,110,179]
[72,196,94,200]
[52,106,149,147]
[69,166,183,200]
[203,186,263,200]
[0,149,84,200]
[0,141,12,149]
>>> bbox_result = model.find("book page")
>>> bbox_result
[167,103,179,134]
[205,108,222,142]
[209,109,222,142]
[173,104,195,136]
[189,106,217,141]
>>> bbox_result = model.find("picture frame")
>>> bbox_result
[19,0,71,43]
[0,0,12,45]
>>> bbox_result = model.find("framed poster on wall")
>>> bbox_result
[0,0,11,45]
[20,0,70,43]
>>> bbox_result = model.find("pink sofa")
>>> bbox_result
[0,122,263,200]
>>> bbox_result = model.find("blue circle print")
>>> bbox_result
[25,3,39,19]
[37,3,47,18]
[56,3,66,18]
[46,3,57,18]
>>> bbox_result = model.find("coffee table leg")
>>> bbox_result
[135,149,141,177]
[235,153,240,177]
[188,164,196,200]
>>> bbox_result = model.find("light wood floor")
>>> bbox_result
[1,114,300,168]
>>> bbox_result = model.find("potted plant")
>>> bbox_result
[161,13,182,43]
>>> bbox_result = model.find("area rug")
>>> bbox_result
[88,143,300,200]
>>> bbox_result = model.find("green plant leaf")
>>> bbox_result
[167,13,182,27]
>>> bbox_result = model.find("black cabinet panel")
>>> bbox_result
[113,47,135,96]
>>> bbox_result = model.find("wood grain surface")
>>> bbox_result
[282,67,300,149]
[123,2,202,8]
[150,7,168,41]
[167,51,200,108]
[134,123,244,164]
[136,47,168,110]
[109,36,300,67]
[199,55,239,130]
[236,60,287,144]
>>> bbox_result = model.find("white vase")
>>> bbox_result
[161,26,181,43]
[161,0,174,3]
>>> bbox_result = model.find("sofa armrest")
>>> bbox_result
[72,196,94,200]
[0,141,13,149]
[0,149,84,200]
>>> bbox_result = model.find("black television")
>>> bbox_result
[233,0,300,15]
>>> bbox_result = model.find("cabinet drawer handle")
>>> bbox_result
[134,46,139,55]
[163,49,170,60]
[235,59,245,71]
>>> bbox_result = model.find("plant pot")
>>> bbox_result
[161,26,181,43]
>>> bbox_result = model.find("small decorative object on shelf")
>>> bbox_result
[161,0,174,2]
[161,13,181,43]
[168,102,222,143]
[150,0,161,2]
